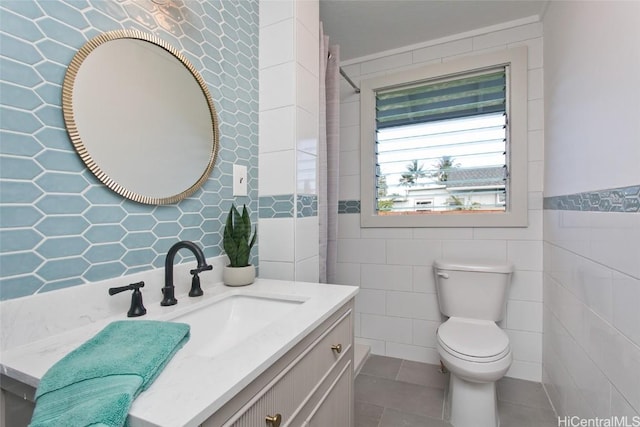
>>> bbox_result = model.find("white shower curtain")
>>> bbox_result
[319,23,340,283]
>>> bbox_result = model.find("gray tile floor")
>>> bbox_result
[355,355,557,427]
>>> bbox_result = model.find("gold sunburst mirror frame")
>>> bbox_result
[62,29,220,205]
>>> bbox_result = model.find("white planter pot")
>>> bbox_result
[223,264,255,287]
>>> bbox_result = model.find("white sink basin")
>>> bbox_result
[172,294,304,358]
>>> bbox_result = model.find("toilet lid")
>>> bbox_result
[437,317,510,361]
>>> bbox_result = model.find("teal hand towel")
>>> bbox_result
[29,320,190,427]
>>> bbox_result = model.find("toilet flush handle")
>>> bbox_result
[437,272,449,279]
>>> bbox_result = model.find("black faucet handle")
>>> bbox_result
[108,281,147,317]
[188,264,211,297]
[190,264,213,275]
[108,281,144,295]
[189,272,204,297]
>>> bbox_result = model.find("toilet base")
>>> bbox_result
[448,374,499,427]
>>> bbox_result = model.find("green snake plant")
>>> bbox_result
[223,204,257,267]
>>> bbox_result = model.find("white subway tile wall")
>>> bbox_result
[259,261,295,281]
[258,150,296,196]
[296,107,318,155]
[259,107,296,153]
[295,217,320,261]
[259,0,319,282]
[259,19,294,68]
[542,1,640,418]
[258,218,295,263]
[295,255,320,283]
[260,63,296,111]
[543,210,640,417]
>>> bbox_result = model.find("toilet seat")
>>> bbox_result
[437,317,510,363]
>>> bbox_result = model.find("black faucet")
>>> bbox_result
[109,281,147,317]
[161,241,213,306]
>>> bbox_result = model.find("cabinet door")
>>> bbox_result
[303,361,353,427]
[203,301,354,427]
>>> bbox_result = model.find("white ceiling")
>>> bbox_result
[319,0,548,62]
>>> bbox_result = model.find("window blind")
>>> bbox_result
[376,69,506,129]
[374,67,508,214]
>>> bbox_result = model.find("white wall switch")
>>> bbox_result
[233,164,247,196]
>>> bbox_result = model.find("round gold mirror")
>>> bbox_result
[62,30,219,204]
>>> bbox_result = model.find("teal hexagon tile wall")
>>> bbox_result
[0,0,259,300]
[36,237,90,259]
[259,195,295,218]
[1,181,43,203]
[0,206,43,228]
[36,195,89,215]
[543,185,640,212]
[297,195,318,218]
[84,225,127,244]
[338,200,362,214]
[0,229,41,252]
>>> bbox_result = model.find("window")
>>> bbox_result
[415,199,434,211]
[360,47,528,227]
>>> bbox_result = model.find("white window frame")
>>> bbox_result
[415,199,434,211]
[360,47,528,228]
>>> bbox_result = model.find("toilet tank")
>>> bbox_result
[433,259,513,321]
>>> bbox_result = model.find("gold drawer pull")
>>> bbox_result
[331,343,342,354]
[265,413,281,427]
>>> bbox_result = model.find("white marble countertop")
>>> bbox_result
[0,270,358,427]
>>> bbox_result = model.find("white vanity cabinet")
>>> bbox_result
[1,279,358,427]
[203,299,354,427]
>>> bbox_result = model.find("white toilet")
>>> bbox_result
[433,259,514,427]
